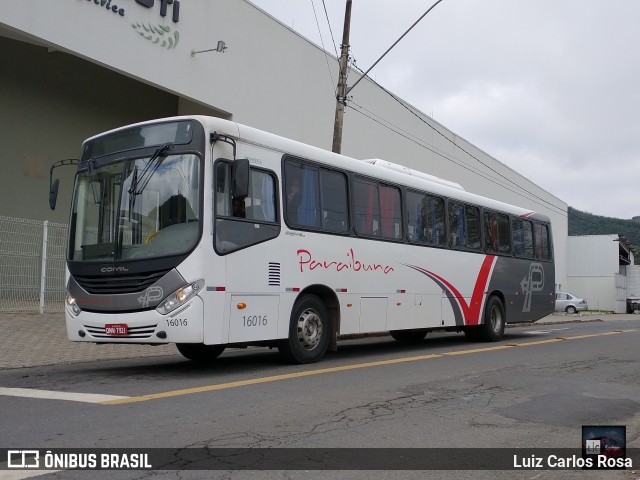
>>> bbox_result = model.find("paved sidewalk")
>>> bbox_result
[0,312,177,370]
[0,311,636,370]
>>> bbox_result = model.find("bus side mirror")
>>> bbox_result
[233,158,250,199]
[48,158,79,211]
[49,178,60,210]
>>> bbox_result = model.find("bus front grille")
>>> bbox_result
[74,269,171,295]
[84,324,158,339]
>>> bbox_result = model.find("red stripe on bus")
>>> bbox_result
[408,255,496,325]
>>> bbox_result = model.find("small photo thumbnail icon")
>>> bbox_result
[585,439,600,455]
[582,425,627,470]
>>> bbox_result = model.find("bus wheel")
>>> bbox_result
[279,294,331,364]
[477,296,505,342]
[390,329,428,344]
[176,343,225,362]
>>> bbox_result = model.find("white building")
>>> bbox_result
[566,235,634,313]
[0,0,567,288]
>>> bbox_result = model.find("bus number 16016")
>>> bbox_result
[243,315,267,327]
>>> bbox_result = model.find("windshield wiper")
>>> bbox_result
[128,143,172,196]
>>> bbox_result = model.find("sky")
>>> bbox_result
[249,0,640,220]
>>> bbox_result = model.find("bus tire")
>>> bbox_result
[278,294,331,364]
[477,295,505,342]
[390,328,428,344]
[176,343,225,362]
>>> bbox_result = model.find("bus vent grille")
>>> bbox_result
[268,263,281,286]
[74,269,171,295]
[84,324,157,339]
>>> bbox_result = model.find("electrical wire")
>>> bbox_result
[321,0,339,58]
[346,101,567,216]
[348,92,625,232]
[310,0,337,94]
[351,70,568,215]
[311,3,612,231]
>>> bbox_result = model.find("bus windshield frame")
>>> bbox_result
[68,120,206,263]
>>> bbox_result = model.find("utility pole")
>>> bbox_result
[330,0,445,155]
[331,0,352,154]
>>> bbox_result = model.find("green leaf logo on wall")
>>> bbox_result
[132,22,180,49]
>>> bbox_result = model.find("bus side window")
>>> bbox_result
[353,178,380,237]
[484,211,511,254]
[244,170,276,222]
[407,191,422,242]
[214,161,279,254]
[465,205,481,250]
[285,161,320,228]
[408,191,445,246]
[320,169,348,232]
[380,184,402,240]
[534,222,551,260]
[513,218,535,258]
[449,202,465,248]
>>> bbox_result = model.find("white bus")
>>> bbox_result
[50,116,555,364]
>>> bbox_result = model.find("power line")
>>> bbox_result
[321,0,339,58]
[348,94,627,231]
[345,0,445,97]
[310,0,336,93]
[346,101,567,217]
[345,67,568,216]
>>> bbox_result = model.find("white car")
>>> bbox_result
[555,292,588,314]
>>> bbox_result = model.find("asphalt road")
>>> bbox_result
[1,317,639,480]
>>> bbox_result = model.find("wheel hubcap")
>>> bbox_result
[296,308,323,351]
[490,305,503,334]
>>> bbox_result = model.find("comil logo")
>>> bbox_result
[8,450,40,468]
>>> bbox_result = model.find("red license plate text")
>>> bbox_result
[105,323,128,336]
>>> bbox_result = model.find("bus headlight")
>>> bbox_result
[66,293,81,316]
[156,279,204,315]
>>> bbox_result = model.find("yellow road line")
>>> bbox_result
[441,345,513,355]
[100,353,442,405]
[510,338,565,347]
[100,328,637,406]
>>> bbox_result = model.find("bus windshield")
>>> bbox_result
[69,152,201,262]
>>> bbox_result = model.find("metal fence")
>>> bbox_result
[0,215,67,313]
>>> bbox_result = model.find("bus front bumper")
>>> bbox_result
[65,296,204,344]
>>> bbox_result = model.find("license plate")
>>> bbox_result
[105,324,128,336]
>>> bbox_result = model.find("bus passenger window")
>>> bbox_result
[353,178,380,237]
[513,219,535,258]
[320,169,348,232]
[534,223,551,260]
[380,185,402,240]
[449,202,465,248]
[407,191,444,246]
[484,211,511,254]
[285,161,320,228]
[465,205,481,250]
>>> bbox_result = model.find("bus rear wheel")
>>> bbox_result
[176,343,225,362]
[465,296,505,342]
[390,328,428,344]
[278,294,331,364]
[477,295,505,341]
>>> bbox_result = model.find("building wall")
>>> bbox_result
[0,0,567,286]
[566,235,624,312]
[565,276,617,312]
[0,36,179,222]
